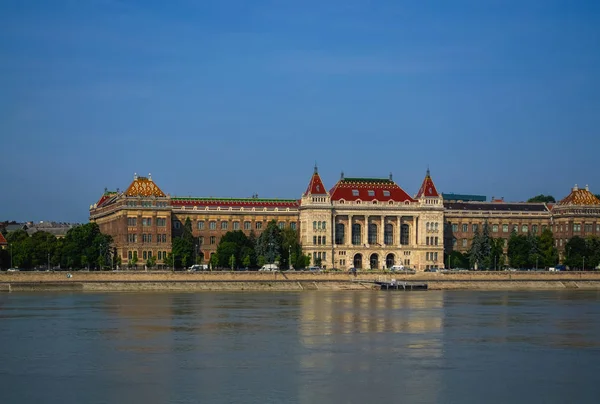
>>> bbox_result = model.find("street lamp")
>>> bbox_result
[10,243,13,269]
[583,256,585,271]
[48,252,50,271]
[289,244,292,270]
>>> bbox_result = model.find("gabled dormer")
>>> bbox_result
[416,168,442,206]
[300,165,330,206]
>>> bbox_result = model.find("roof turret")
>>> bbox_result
[416,168,440,198]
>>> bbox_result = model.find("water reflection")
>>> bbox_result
[1,291,600,404]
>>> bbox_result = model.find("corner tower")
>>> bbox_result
[299,165,333,269]
[415,169,444,269]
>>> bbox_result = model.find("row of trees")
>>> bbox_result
[449,222,600,270]
[0,223,115,270]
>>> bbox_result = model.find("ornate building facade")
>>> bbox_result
[89,171,600,271]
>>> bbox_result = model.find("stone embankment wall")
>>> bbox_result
[2,271,600,291]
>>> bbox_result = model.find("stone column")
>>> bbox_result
[348,214,353,246]
[380,216,385,246]
[398,216,402,246]
[364,215,370,245]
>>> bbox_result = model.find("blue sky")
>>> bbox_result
[1,0,599,222]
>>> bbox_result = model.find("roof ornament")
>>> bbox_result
[426,165,430,178]
[149,173,152,181]
[104,187,107,193]
[389,172,393,181]
[341,171,344,180]
[586,184,589,191]
[574,184,579,191]
[134,172,138,180]
[314,163,318,174]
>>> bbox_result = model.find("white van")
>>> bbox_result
[259,264,279,272]
[390,265,405,272]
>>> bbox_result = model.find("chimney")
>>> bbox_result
[585,184,589,191]
[574,184,579,191]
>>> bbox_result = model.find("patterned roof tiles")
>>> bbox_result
[558,185,600,206]
[304,166,328,196]
[124,175,166,198]
[171,197,299,209]
[0,232,7,246]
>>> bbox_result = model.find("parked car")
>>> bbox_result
[259,264,279,272]
[308,266,322,272]
[7,268,20,272]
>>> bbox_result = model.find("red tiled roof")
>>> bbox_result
[329,177,415,202]
[415,170,440,198]
[0,232,7,245]
[95,192,117,208]
[304,168,327,195]
[125,175,166,197]
[171,197,299,209]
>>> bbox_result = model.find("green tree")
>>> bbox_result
[216,241,238,268]
[538,228,558,268]
[585,236,600,270]
[257,255,266,267]
[6,230,32,269]
[215,231,254,267]
[447,250,470,269]
[242,254,251,269]
[229,254,236,270]
[255,221,283,265]
[164,252,174,269]
[129,251,138,269]
[527,194,556,203]
[209,253,218,269]
[507,230,529,268]
[146,255,156,269]
[565,236,587,270]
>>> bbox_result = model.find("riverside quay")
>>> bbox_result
[89,169,600,272]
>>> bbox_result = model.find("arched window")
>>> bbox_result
[335,223,345,244]
[401,224,410,245]
[352,224,361,245]
[384,224,393,245]
[322,221,326,230]
[368,223,377,244]
[369,253,379,269]
[386,254,395,268]
[353,253,363,269]
[426,222,430,231]
[313,221,317,230]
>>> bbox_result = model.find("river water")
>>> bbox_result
[1,290,599,404]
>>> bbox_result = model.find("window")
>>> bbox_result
[174,221,181,229]
[503,224,509,233]
[162,234,167,242]
[522,225,528,233]
[335,223,345,244]
[492,224,498,233]
[322,221,326,230]
[368,223,377,244]
[313,236,317,245]
[532,225,539,234]
[352,190,359,196]
[452,224,458,232]
[597,224,600,232]
[233,221,240,230]
[472,224,478,233]
[209,221,216,230]
[368,190,375,197]
[462,224,468,232]
[290,222,297,230]
[383,190,390,197]
[210,236,216,245]
[384,224,393,245]
[157,218,166,227]
[142,234,147,243]
[323,252,326,262]
[352,224,361,245]
[313,221,317,230]
[142,218,152,226]
[318,236,322,245]
[127,217,137,226]
[278,222,285,229]
[198,236,204,245]
[322,236,326,245]
[401,224,410,245]
[143,251,147,260]
[462,239,467,247]
[128,234,137,243]
[256,222,262,230]
[435,222,439,231]
[148,251,152,258]
[574,223,581,232]
[317,221,321,230]
[148,234,152,243]
[426,222,430,231]
[221,221,228,230]
[198,221,205,230]
[513,225,518,233]
[453,238,457,246]
[158,251,162,260]
[426,237,430,246]
[585,224,592,233]
[128,251,132,260]
[435,237,438,246]
[244,221,251,230]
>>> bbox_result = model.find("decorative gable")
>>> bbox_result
[416,169,440,198]
[303,165,328,196]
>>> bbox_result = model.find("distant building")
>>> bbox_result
[442,193,486,202]
[25,221,78,239]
